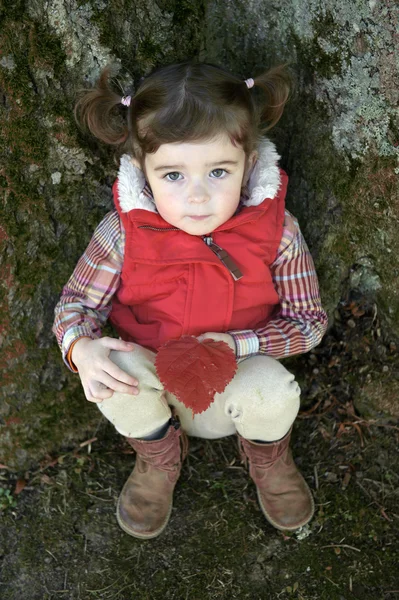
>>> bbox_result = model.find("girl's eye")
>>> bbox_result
[211,168,227,178]
[164,172,181,182]
[164,168,228,182]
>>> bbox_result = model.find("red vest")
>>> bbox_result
[109,170,287,352]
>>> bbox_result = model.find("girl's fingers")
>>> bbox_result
[99,372,139,396]
[85,382,113,403]
[100,337,136,352]
[106,361,138,387]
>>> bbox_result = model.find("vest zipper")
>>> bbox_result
[138,225,180,232]
[202,235,243,281]
[137,226,243,281]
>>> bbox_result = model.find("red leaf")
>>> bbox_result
[15,478,26,495]
[155,336,237,414]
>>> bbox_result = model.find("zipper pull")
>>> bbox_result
[203,236,243,281]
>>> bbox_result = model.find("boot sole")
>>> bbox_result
[256,482,315,532]
[116,495,173,540]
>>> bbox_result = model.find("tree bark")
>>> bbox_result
[1,0,398,468]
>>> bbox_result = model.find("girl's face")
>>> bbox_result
[141,133,255,235]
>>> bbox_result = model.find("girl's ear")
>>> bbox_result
[243,151,258,185]
[131,157,142,170]
[248,150,258,171]
[132,156,152,195]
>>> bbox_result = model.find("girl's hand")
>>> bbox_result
[72,337,139,403]
[196,332,236,355]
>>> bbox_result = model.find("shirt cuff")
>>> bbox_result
[65,336,93,373]
[62,326,99,373]
[228,330,260,359]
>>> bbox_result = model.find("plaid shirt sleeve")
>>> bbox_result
[52,210,124,372]
[229,210,328,359]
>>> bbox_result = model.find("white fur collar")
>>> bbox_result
[116,137,281,213]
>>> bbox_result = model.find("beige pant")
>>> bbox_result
[97,344,301,442]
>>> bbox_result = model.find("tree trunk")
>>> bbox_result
[1,0,398,469]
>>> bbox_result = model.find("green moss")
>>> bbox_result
[28,21,66,76]
[290,11,347,80]
[0,356,98,467]
[330,154,398,273]
[4,119,49,163]
[172,0,206,27]
[282,81,399,328]
[137,36,164,62]
[92,0,205,73]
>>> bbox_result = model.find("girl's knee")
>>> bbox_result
[98,390,171,438]
[109,345,161,393]
[224,355,301,439]
[230,355,301,404]
[102,345,170,438]
[229,388,300,441]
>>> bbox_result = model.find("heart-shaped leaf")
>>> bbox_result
[155,336,237,414]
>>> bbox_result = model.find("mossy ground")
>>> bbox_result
[0,298,398,599]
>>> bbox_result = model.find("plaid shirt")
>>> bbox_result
[53,208,328,372]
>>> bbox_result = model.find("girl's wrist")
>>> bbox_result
[70,336,93,367]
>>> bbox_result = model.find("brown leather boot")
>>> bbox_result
[238,427,314,531]
[116,416,188,539]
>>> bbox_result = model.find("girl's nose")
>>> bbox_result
[188,183,210,204]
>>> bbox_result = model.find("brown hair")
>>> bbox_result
[74,60,291,168]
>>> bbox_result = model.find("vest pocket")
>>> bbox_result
[119,275,188,326]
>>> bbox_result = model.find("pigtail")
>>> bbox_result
[71,61,292,164]
[74,65,129,146]
[250,64,292,131]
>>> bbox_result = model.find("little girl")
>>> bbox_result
[53,60,328,540]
